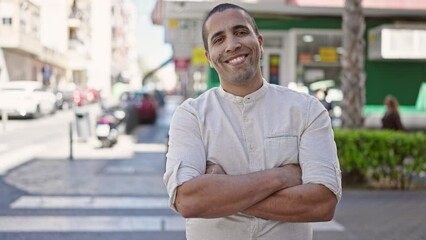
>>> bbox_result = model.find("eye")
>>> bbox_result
[212,36,224,45]
[235,30,248,36]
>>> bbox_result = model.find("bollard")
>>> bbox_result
[74,110,91,141]
[69,122,74,160]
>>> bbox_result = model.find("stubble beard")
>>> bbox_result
[224,66,256,86]
[218,54,260,86]
[214,45,262,86]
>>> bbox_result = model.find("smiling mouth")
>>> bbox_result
[226,55,247,65]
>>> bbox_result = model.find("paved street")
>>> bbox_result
[0,96,425,240]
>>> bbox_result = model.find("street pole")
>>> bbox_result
[69,122,74,160]
[1,110,7,132]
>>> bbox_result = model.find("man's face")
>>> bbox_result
[204,9,264,86]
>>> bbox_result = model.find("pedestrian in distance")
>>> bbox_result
[314,88,332,112]
[381,95,405,131]
[163,3,342,240]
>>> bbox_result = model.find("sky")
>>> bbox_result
[134,0,172,69]
[134,0,176,90]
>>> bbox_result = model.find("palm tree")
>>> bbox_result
[340,0,366,128]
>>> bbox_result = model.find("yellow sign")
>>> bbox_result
[319,47,338,63]
[168,19,178,29]
[270,55,280,65]
[192,47,208,65]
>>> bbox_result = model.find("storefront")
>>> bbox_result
[160,0,426,108]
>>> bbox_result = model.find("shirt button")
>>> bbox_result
[249,144,253,150]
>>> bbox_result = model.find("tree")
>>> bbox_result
[340,0,366,128]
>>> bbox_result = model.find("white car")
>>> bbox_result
[0,81,57,118]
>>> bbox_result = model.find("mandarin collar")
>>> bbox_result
[219,79,269,104]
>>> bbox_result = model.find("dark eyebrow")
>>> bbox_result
[232,25,250,32]
[209,24,251,44]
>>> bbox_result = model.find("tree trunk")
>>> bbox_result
[341,0,366,129]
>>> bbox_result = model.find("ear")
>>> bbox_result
[258,34,264,56]
[205,51,213,68]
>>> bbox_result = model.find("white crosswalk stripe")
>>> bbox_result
[4,196,345,232]
[11,196,169,209]
[0,216,184,232]
[0,144,7,153]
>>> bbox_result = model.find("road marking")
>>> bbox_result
[164,216,186,231]
[0,144,7,153]
[11,196,170,209]
[0,144,44,175]
[8,196,344,232]
[133,143,167,153]
[0,216,180,232]
[312,220,345,231]
[0,215,344,232]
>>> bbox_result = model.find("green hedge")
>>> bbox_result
[334,129,426,189]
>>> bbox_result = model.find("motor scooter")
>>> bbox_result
[95,108,126,148]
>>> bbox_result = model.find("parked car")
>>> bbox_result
[0,81,56,118]
[55,82,78,109]
[86,88,101,103]
[72,87,88,107]
[52,88,74,110]
[135,91,158,124]
[123,90,158,124]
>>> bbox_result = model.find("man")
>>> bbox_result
[164,3,342,240]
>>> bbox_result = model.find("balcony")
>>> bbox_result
[68,39,90,70]
[68,17,82,29]
[39,47,68,69]
[0,24,42,56]
[68,1,83,29]
[0,0,42,56]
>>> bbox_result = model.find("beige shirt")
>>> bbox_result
[164,80,342,240]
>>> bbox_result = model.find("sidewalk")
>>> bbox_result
[3,95,185,196]
[316,189,426,240]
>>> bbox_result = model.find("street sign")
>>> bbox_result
[191,48,208,65]
[173,58,190,71]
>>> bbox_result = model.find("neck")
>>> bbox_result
[221,74,264,97]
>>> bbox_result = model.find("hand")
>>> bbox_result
[279,164,302,188]
[205,163,226,175]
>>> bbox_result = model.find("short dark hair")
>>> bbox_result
[202,3,259,51]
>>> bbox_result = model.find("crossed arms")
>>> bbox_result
[174,164,338,222]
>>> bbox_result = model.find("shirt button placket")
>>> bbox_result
[243,102,257,172]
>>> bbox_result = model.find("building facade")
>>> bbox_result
[1,0,51,83]
[0,0,141,99]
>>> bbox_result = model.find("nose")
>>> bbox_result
[225,36,241,53]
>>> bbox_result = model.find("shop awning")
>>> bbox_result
[287,0,426,10]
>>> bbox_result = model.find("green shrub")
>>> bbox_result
[334,129,426,189]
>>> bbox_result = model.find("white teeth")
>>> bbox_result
[229,56,245,64]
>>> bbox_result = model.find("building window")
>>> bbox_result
[2,17,12,25]
[20,7,27,31]
[295,30,342,89]
[20,16,27,31]
[32,13,39,36]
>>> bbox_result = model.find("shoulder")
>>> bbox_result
[176,87,221,115]
[266,84,328,127]
[267,84,319,109]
